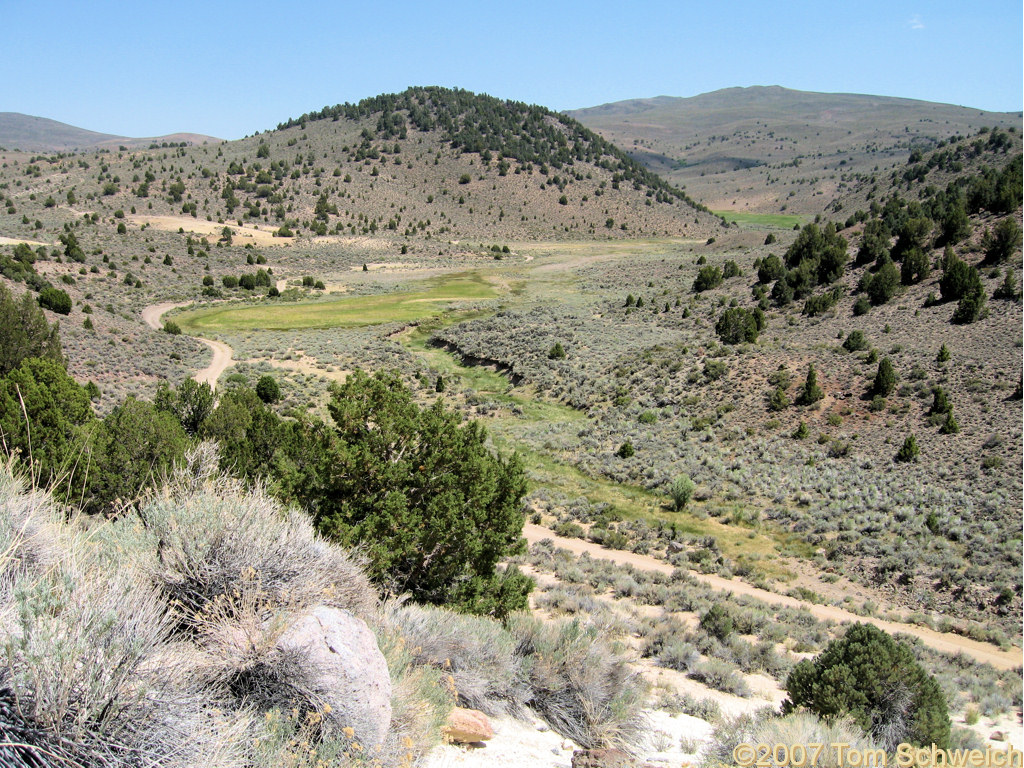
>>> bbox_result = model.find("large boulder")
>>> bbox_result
[276,606,391,747]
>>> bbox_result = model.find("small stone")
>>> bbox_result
[443,707,494,744]
[990,731,1006,742]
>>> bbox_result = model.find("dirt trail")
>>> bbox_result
[523,524,1023,671]
[142,302,234,388]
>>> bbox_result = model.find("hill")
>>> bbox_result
[568,86,1023,215]
[0,112,221,152]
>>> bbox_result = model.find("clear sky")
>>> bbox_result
[2,0,1021,140]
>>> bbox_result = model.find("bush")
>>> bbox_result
[668,474,696,511]
[163,320,182,335]
[716,307,764,344]
[37,286,72,315]
[895,434,920,463]
[842,330,868,352]
[388,602,527,717]
[617,441,635,459]
[548,341,566,359]
[693,265,723,292]
[508,615,648,750]
[867,260,900,305]
[783,624,949,749]
[704,711,880,768]
[700,603,734,640]
[255,374,281,404]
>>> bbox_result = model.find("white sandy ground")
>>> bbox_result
[141,302,234,388]
[425,710,712,768]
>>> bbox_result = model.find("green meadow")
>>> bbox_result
[713,210,805,228]
[175,272,497,332]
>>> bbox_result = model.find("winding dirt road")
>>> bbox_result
[524,523,1023,671]
[142,302,234,388]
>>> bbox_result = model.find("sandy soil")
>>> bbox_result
[129,215,293,247]
[0,235,50,247]
[142,302,234,388]
[523,524,1023,670]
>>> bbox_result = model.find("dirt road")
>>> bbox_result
[142,302,234,388]
[523,523,1023,671]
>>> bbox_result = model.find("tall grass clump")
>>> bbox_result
[508,614,649,752]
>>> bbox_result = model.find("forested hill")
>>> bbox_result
[275,86,711,216]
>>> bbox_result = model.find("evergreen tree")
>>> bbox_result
[872,357,897,397]
[936,344,951,364]
[895,434,920,463]
[302,370,531,616]
[797,364,823,405]
[929,387,950,416]
[0,283,64,376]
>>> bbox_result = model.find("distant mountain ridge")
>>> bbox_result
[568,86,1022,214]
[0,112,222,152]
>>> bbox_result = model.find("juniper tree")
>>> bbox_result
[797,364,823,405]
[872,357,897,397]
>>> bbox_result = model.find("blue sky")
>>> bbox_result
[2,0,1021,140]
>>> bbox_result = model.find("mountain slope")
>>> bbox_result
[0,112,221,152]
[569,86,1023,214]
[0,88,724,249]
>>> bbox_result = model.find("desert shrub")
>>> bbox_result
[703,711,879,768]
[386,601,527,717]
[688,659,750,696]
[163,319,182,335]
[508,614,649,752]
[122,444,378,629]
[783,623,949,749]
[668,474,696,511]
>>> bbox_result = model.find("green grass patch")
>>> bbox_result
[175,272,497,332]
[713,210,805,229]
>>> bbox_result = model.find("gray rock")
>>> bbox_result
[277,605,391,747]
